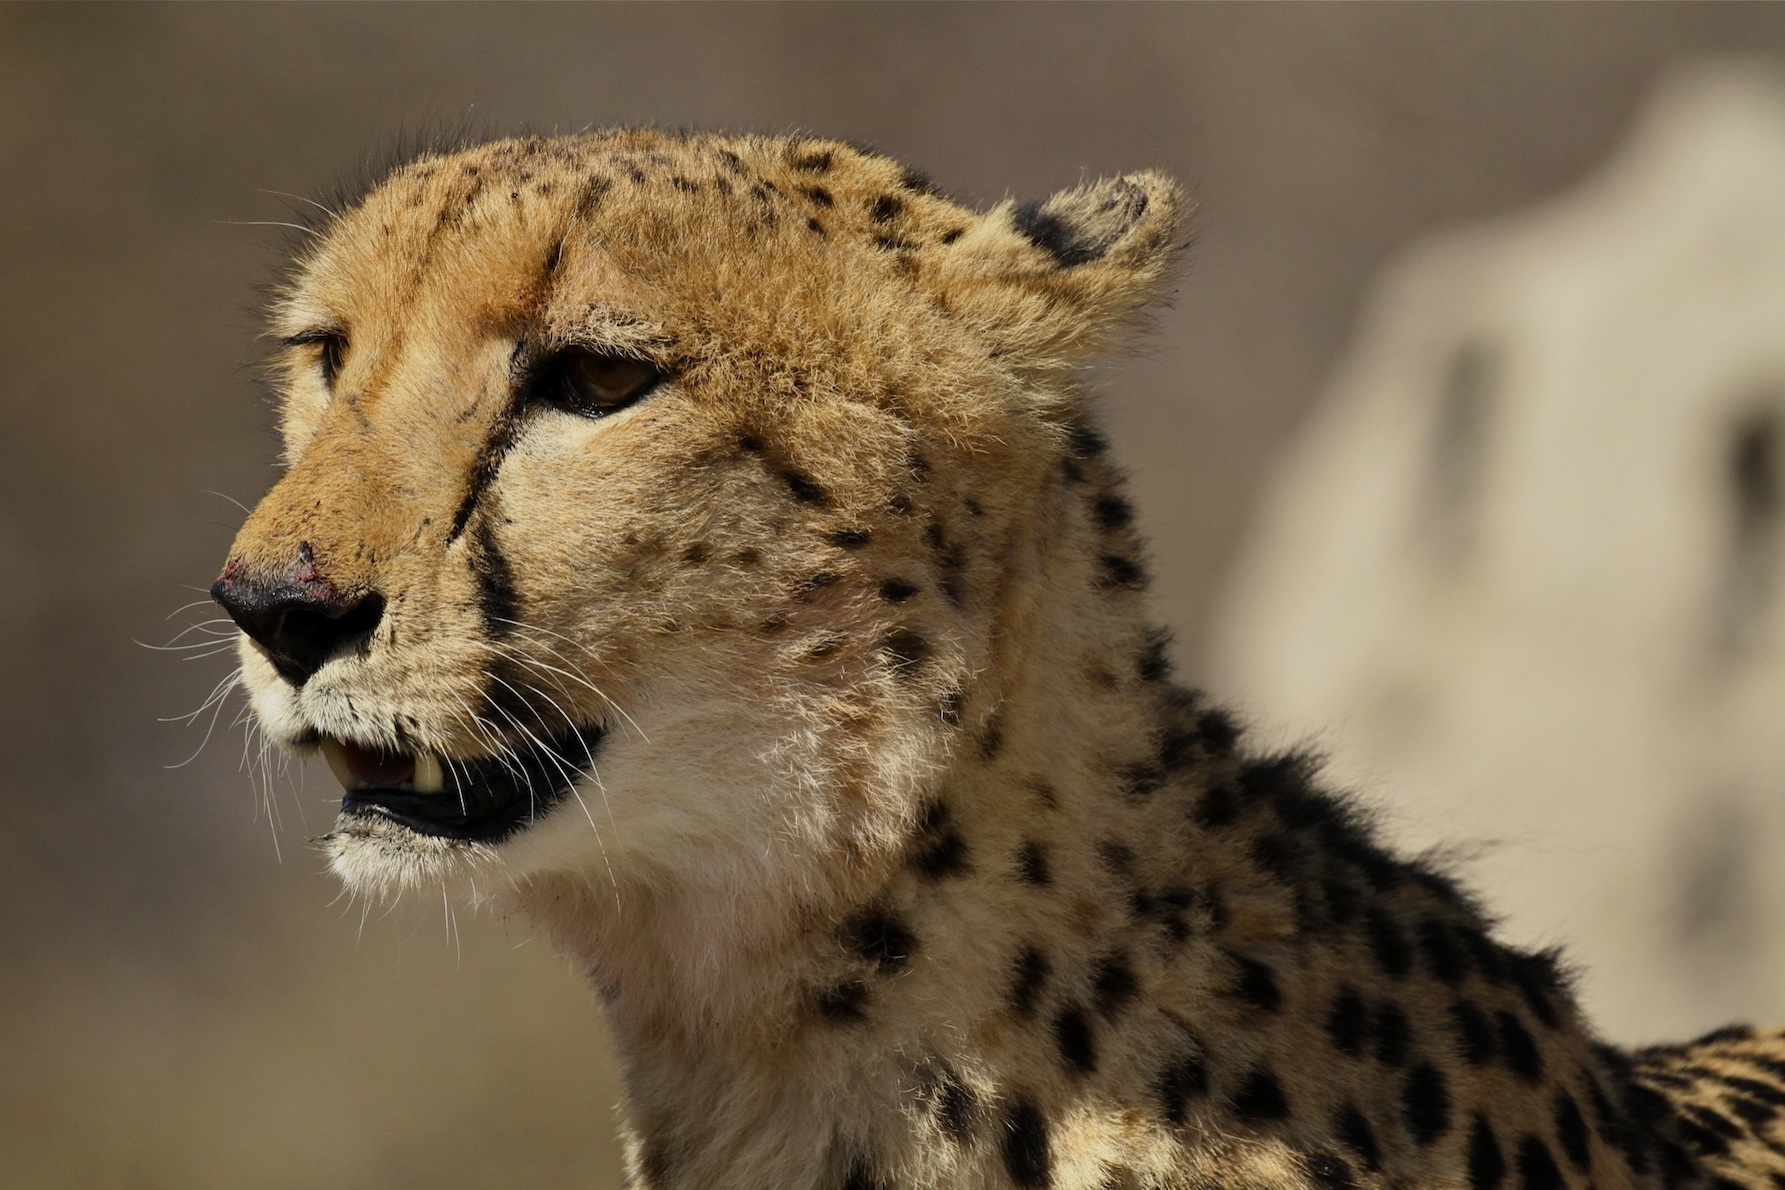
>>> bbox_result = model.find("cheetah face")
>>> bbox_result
[211,132,1180,899]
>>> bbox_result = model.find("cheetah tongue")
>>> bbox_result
[320,738,445,794]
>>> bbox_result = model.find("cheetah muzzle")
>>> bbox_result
[211,130,1785,1190]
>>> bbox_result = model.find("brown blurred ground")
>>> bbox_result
[5,5,1785,1187]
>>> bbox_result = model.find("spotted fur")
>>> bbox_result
[216,131,1785,1190]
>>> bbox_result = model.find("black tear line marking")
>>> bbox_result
[471,516,521,639]
[448,397,526,544]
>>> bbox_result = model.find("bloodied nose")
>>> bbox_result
[211,546,385,685]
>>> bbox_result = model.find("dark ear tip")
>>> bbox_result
[1011,173,1178,268]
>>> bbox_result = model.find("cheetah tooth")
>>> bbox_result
[320,737,358,792]
[412,751,445,794]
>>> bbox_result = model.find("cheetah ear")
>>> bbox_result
[934,171,1187,365]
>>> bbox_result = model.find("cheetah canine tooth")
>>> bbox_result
[412,751,445,794]
[320,737,358,791]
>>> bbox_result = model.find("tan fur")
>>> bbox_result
[219,131,1785,1190]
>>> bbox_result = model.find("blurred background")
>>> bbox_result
[6,5,1785,1187]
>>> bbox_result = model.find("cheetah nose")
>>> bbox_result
[211,555,386,686]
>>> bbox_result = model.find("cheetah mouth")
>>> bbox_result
[323,725,605,843]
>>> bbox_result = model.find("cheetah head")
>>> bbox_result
[213,132,1182,919]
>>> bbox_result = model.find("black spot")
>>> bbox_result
[870,194,902,222]
[1094,494,1134,531]
[1012,201,1106,268]
[1401,1063,1452,1146]
[1016,841,1051,886]
[1497,1012,1544,1082]
[841,1156,887,1190]
[1118,762,1164,800]
[815,979,870,1024]
[1008,946,1051,1017]
[1724,1074,1785,1107]
[1468,1114,1507,1190]
[1138,628,1173,682]
[791,150,833,173]
[1194,783,1240,829]
[1364,910,1414,979]
[1198,708,1241,752]
[1333,1104,1382,1171]
[842,908,917,974]
[1002,1098,1051,1188]
[1655,1139,1697,1185]
[1516,1136,1563,1190]
[1374,1002,1413,1067]
[1451,1001,1498,1065]
[937,1073,977,1139]
[1069,422,1110,458]
[830,528,872,549]
[1411,866,1472,910]
[737,433,764,452]
[1251,832,1301,882]
[879,578,918,603]
[802,185,834,207]
[1053,1005,1097,1074]
[880,629,930,671]
[1158,1051,1209,1125]
[913,832,969,881]
[1508,951,1566,1029]
[939,227,965,245]
[1232,1069,1290,1122]
[1553,1090,1590,1172]
[1327,988,1369,1056]
[1097,554,1148,591]
[1158,724,1199,772]
[1419,918,1469,985]
[1092,952,1139,1018]
[807,217,825,235]
[1458,926,1509,984]
[1740,1052,1785,1082]
[670,175,699,193]
[1229,953,1282,1014]
[1681,1105,1741,1154]
[898,167,938,195]
[470,518,520,637]
[1324,878,1361,926]
[783,470,827,504]
[799,572,842,595]
[1096,839,1136,876]
[1583,1074,1643,1172]
[1732,1095,1784,1132]
[1304,1152,1357,1190]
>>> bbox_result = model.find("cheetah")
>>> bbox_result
[211,130,1785,1190]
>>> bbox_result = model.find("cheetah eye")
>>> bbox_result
[283,328,349,388]
[535,349,665,418]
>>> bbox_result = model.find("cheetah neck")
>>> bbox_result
[516,447,1275,1173]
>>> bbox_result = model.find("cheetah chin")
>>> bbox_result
[212,130,1785,1190]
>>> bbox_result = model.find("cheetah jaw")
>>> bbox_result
[319,726,605,844]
